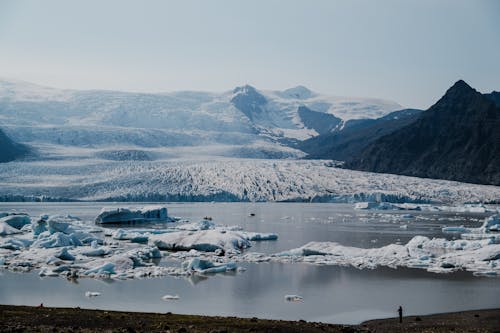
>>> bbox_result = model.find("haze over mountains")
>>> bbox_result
[0,79,400,156]
[0,78,499,188]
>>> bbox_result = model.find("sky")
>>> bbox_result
[0,0,499,109]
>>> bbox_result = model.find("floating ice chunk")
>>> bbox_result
[284,295,303,302]
[79,245,112,257]
[32,217,48,236]
[47,216,82,234]
[0,214,31,229]
[182,258,237,274]
[0,222,22,236]
[83,262,116,276]
[401,214,414,219]
[162,294,180,301]
[243,232,278,241]
[32,232,82,248]
[151,230,252,252]
[54,247,75,261]
[442,226,468,233]
[85,291,101,297]
[175,219,215,231]
[0,237,33,250]
[95,206,172,224]
[399,224,408,229]
[112,229,148,243]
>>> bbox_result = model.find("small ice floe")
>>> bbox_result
[442,226,468,233]
[284,295,303,302]
[399,224,408,229]
[162,294,180,301]
[112,229,148,243]
[182,258,237,274]
[85,291,101,297]
[95,206,175,224]
[175,219,215,231]
[242,232,278,241]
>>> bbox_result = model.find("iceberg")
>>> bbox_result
[95,206,172,224]
[0,222,22,236]
[182,258,237,274]
[151,230,252,253]
[0,237,33,250]
[162,294,180,301]
[243,232,278,241]
[284,295,303,302]
[112,229,149,243]
[85,291,101,297]
[0,214,31,229]
[32,232,82,248]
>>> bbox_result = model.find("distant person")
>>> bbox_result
[398,306,403,323]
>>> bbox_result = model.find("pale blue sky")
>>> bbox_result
[0,0,499,108]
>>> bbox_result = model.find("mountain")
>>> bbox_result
[485,91,500,107]
[0,128,30,162]
[297,106,342,135]
[298,108,422,160]
[0,78,401,160]
[347,80,500,185]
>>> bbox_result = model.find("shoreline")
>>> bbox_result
[0,305,498,333]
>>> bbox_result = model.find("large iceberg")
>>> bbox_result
[95,206,173,224]
[151,230,252,253]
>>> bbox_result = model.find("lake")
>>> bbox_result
[0,202,498,324]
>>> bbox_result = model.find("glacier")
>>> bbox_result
[0,158,498,204]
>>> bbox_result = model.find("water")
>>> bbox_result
[0,202,498,324]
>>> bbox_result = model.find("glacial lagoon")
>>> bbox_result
[0,202,498,324]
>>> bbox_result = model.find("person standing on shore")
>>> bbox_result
[398,306,403,323]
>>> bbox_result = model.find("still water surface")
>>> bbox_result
[0,202,498,324]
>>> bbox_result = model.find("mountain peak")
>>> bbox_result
[432,80,480,108]
[445,80,476,96]
[232,84,258,95]
[281,86,314,99]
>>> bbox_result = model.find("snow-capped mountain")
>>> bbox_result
[0,78,401,159]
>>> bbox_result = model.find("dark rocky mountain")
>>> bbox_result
[230,85,267,121]
[485,91,500,107]
[298,108,422,161]
[297,106,342,135]
[0,128,30,162]
[346,80,500,185]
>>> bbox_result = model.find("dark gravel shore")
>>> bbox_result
[0,305,498,333]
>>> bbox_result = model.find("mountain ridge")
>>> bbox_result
[346,80,500,185]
